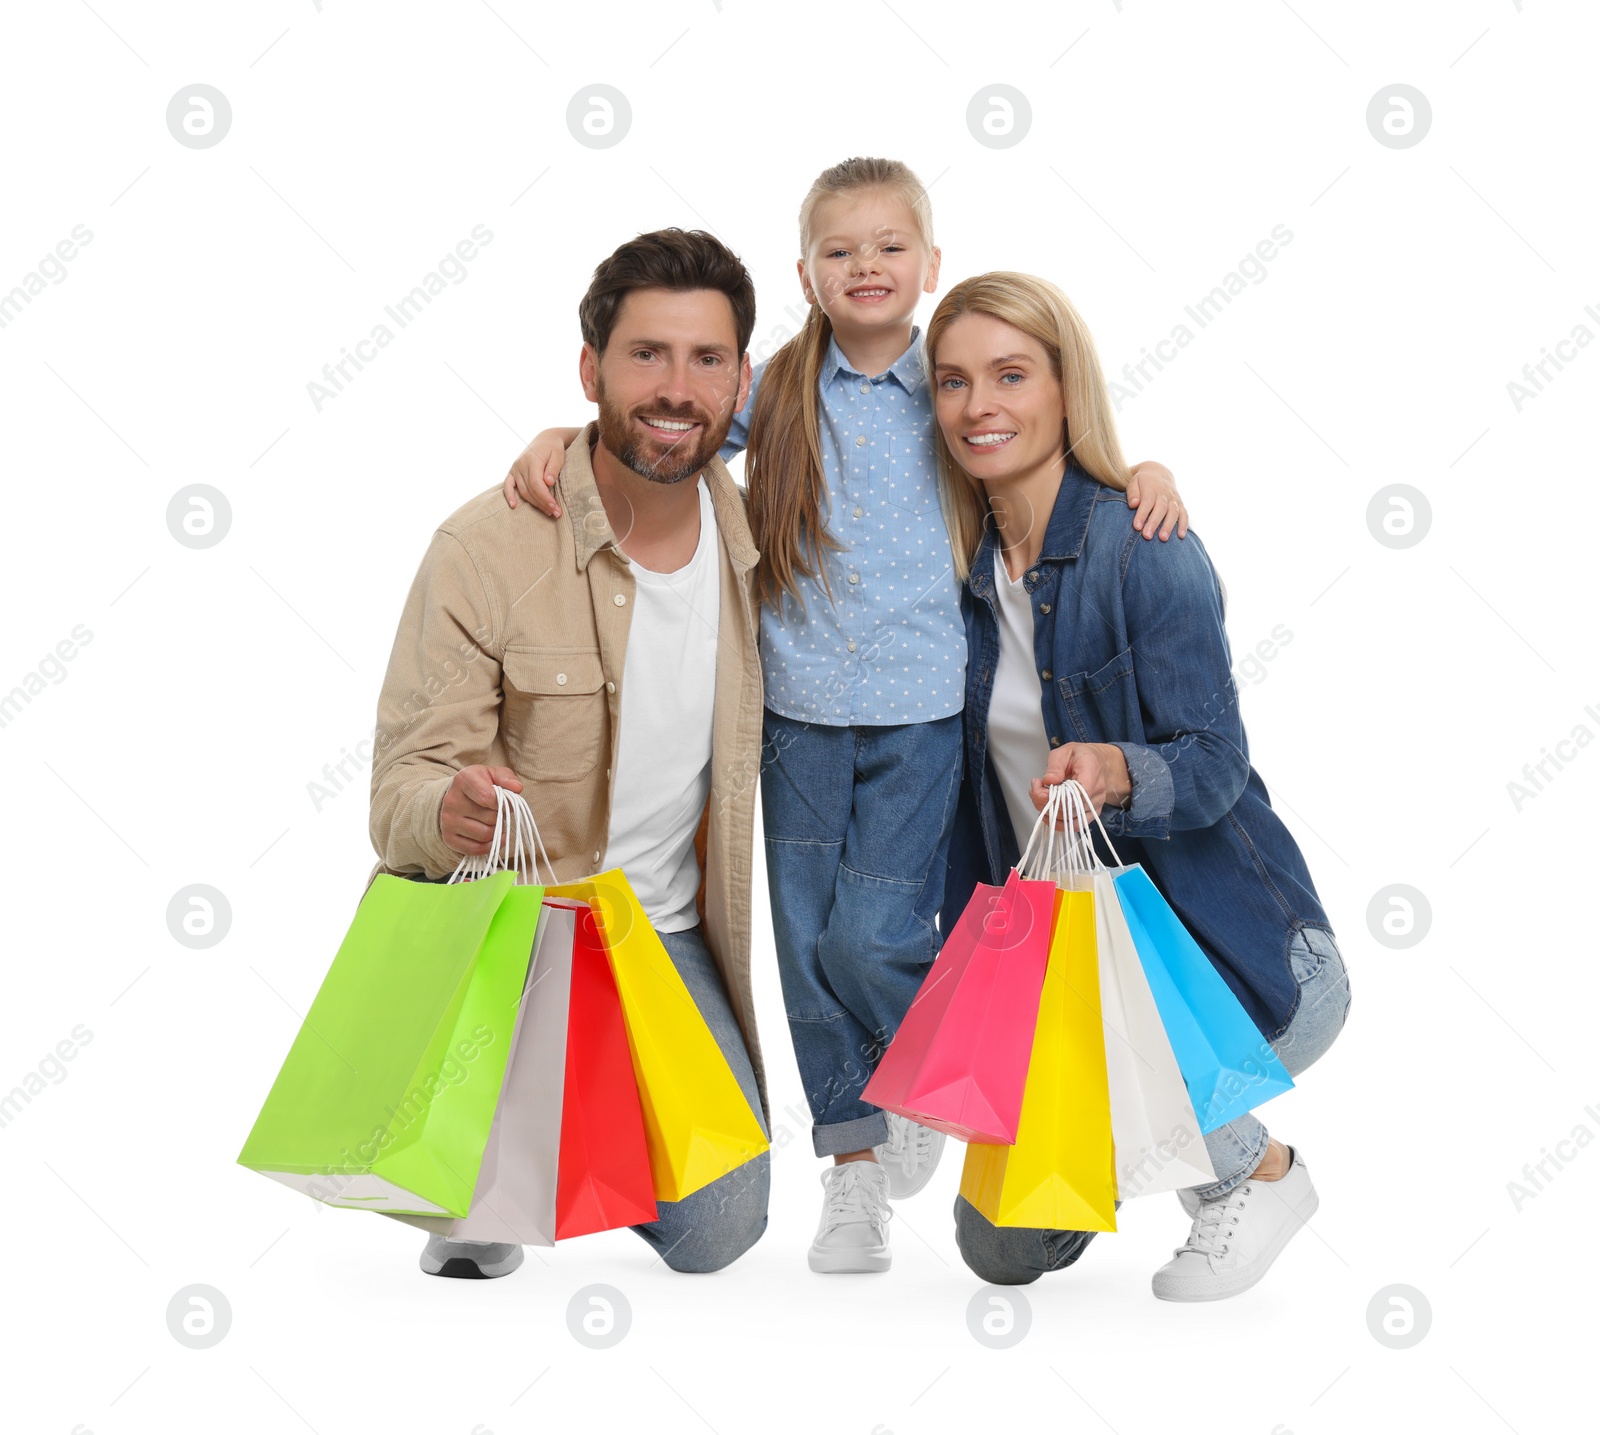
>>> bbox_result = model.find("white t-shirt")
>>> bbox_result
[987,548,1053,863]
[603,479,721,932]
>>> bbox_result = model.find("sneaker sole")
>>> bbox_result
[808,1246,891,1274]
[1152,1186,1319,1303]
[421,1251,523,1280]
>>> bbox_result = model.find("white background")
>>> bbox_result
[3,2,1597,1433]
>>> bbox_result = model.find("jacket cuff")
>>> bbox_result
[1102,742,1173,840]
[407,775,464,879]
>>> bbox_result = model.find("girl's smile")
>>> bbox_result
[798,190,940,341]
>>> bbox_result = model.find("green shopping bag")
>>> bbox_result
[237,870,545,1217]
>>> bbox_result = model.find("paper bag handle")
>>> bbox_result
[446,783,555,886]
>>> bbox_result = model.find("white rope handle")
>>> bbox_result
[1018,778,1127,880]
[1014,792,1057,880]
[1060,783,1085,876]
[1057,778,1125,872]
[1017,780,1074,879]
[447,785,555,885]
[1044,782,1071,877]
[1053,782,1090,877]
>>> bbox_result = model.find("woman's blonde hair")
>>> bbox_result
[746,157,936,611]
[924,272,1131,581]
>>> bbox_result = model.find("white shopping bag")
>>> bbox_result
[384,899,583,1246]
[1076,870,1216,1197]
[1037,783,1216,1200]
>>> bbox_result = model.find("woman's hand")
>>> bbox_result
[1030,743,1132,823]
[502,427,579,518]
[1126,460,1189,541]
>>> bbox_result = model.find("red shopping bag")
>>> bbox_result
[862,870,1057,1143]
[555,908,658,1238]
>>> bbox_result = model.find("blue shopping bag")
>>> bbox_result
[1111,865,1293,1133]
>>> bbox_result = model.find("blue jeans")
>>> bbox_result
[954,924,1352,1284]
[760,709,964,1157]
[629,925,769,1272]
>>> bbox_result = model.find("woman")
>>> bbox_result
[927,273,1351,1301]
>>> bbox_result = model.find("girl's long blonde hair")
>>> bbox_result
[924,272,1132,581]
[745,157,936,611]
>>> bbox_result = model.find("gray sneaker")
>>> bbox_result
[420,1235,524,1279]
[873,1112,947,1199]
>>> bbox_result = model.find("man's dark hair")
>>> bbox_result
[579,228,756,357]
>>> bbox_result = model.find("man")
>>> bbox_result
[368,228,770,1278]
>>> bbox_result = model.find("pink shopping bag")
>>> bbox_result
[862,870,1057,1143]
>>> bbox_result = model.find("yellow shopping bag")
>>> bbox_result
[547,870,768,1203]
[960,888,1118,1231]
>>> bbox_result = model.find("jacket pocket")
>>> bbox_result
[501,648,607,783]
[1057,646,1138,743]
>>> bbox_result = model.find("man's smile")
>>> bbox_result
[637,414,701,442]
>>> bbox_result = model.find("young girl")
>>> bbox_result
[503,158,1188,1273]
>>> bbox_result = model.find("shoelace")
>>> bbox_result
[1177,1183,1251,1260]
[884,1116,938,1178]
[822,1164,892,1230]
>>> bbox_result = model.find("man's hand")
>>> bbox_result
[440,765,525,856]
[1125,460,1189,541]
[502,428,577,518]
[1030,743,1132,823]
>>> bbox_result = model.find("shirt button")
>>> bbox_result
[847,639,857,652]
[613,594,626,606]
[1039,603,1052,614]
[1049,735,1062,747]
[1041,669,1052,681]
[848,572,860,585]
[855,435,867,446]
[606,681,616,692]
[593,851,601,863]
[853,506,863,518]
[1027,570,1040,582]
[859,384,870,395]
[605,768,611,779]
[556,672,567,685]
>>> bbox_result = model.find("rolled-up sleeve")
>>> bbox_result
[1098,531,1249,840]
[368,530,504,877]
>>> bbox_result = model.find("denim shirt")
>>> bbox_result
[942,464,1332,1039]
[719,329,967,727]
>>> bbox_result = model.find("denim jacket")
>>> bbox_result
[942,464,1332,1040]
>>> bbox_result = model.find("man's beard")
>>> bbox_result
[595,381,732,486]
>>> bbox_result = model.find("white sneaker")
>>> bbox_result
[808,1160,892,1274]
[1152,1145,1319,1302]
[419,1235,523,1279]
[873,1112,947,1200]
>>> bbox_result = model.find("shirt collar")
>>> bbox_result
[560,422,759,573]
[966,462,1103,595]
[823,325,927,398]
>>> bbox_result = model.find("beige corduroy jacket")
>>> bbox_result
[367,424,768,1110]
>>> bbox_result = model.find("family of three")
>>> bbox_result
[367,156,1351,1299]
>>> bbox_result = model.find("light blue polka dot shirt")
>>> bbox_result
[720,326,967,727]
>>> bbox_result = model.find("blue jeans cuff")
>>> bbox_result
[814,1111,889,1158]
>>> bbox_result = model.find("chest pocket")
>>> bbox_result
[881,414,940,520]
[1057,646,1140,745]
[501,648,607,783]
